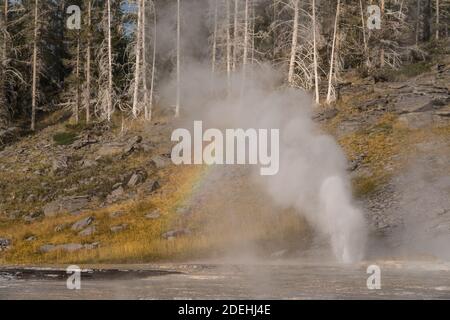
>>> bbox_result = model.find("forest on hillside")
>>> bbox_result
[0,0,448,134]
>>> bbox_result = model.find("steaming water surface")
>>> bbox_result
[1,261,450,299]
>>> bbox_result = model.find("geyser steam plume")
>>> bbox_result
[162,63,367,263]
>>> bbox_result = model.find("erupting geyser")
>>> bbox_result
[163,63,367,263]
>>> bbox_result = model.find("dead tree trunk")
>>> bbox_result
[232,0,238,71]
[31,0,39,131]
[85,0,92,123]
[312,0,320,104]
[226,0,231,91]
[288,0,299,86]
[147,0,157,121]
[326,0,340,104]
[211,0,218,75]
[436,0,440,40]
[175,0,180,118]
[132,0,143,118]
[0,0,9,129]
[107,0,113,121]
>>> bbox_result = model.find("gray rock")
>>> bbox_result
[40,244,56,253]
[127,171,147,187]
[398,112,434,129]
[0,238,12,251]
[97,143,126,157]
[110,224,128,233]
[54,223,69,232]
[25,236,37,242]
[83,242,100,250]
[71,216,94,231]
[43,195,90,217]
[162,229,190,240]
[72,135,98,149]
[80,159,97,168]
[22,211,43,223]
[40,243,85,253]
[145,210,161,220]
[145,179,160,193]
[151,155,171,169]
[106,186,125,203]
[52,155,69,172]
[79,226,96,237]
[109,211,124,218]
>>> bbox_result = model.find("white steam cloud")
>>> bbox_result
[162,64,367,263]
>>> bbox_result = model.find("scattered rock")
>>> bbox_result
[54,223,69,232]
[106,186,125,203]
[39,244,56,253]
[162,229,190,240]
[151,155,171,169]
[398,112,434,129]
[145,210,161,220]
[72,135,98,149]
[97,142,126,157]
[109,211,124,218]
[25,235,37,242]
[43,195,90,217]
[22,211,43,223]
[127,170,147,187]
[145,178,160,193]
[71,216,94,231]
[83,242,100,250]
[110,224,128,233]
[122,136,143,156]
[79,226,96,237]
[52,155,69,172]
[80,159,97,168]
[0,238,12,251]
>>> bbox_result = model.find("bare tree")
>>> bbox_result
[312,0,320,104]
[31,0,39,130]
[288,0,299,86]
[326,0,340,104]
[226,0,231,90]
[132,0,143,118]
[85,0,92,123]
[0,0,9,129]
[107,0,113,121]
[175,0,180,118]
[436,0,440,40]
[232,0,238,71]
[211,0,218,75]
[242,0,249,89]
[146,0,157,121]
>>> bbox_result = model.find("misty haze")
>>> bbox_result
[0,0,449,301]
